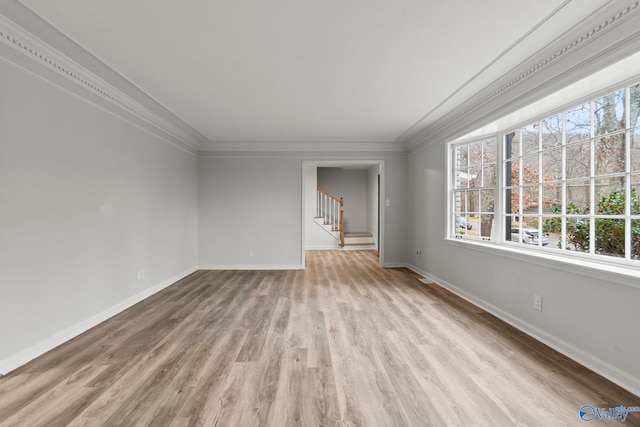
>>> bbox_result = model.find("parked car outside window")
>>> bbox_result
[510,228,548,245]
[457,217,473,230]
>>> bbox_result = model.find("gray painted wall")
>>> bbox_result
[0,60,199,371]
[198,157,303,268]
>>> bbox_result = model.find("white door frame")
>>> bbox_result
[301,159,385,268]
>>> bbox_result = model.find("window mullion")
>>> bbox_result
[589,100,596,255]
[625,86,632,260]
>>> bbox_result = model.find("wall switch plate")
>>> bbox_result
[248,249,254,257]
[534,294,543,311]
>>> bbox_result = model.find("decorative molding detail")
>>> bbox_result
[0,13,202,153]
[406,0,640,152]
[457,1,640,119]
[199,140,405,154]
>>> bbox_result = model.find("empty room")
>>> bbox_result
[1,1,639,425]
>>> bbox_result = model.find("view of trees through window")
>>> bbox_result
[452,81,640,264]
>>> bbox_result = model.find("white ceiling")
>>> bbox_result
[17,1,610,146]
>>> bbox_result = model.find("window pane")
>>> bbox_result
[542,114,563,149]
[468,190,480,212]
[506,188,520,214]
[456,145,469,168]
[630,83,640,128]
[483,139,497,163]
[632,127,640,172]
[522,123,539,154]
[506,159,519,186]
[456,214,469,233]
[566,141,591,179]
[542,149,562,182]
[595,133,625,175]
[542,216,562,250]
[456,168,470,189]
[632,219,640,260]
[566,216,590,253]
[453,190,467,213]
[595,177,625,215]
[506,131,520,159]
[479,214,494,239]
[505,215,516,241]
[482,164,497,187]
[522,186,539,214]
[595,218,625,258]
[522,154,539,184]
[542,183,561,213]
[481,189,494,212]
[567,180,590,214]
[469,141,483,165]
[631,173,640,215]
[468,166,482,188]
[594,89,625,136]
[566,103,591,144]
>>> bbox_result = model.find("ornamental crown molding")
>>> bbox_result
[406,0,640,153]
[0,11,203,154]
[199,140,405,154]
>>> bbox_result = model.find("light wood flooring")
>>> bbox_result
[0,250,637,426]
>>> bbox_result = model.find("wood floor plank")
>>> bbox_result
[1,251,638,426]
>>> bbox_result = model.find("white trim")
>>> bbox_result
[405,263,640,397]
[200,265,303,271]
[444,238,640,290]
[382,262,406,268]
[0,267,198,376]
[200,140,405,154]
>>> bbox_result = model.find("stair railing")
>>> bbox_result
[316,189,344,247]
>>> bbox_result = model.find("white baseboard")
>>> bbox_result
[406,264,640,397]
[305,246,339,250]
[382,262,406,268]
[200,264,303,270]
[0,267,198,376]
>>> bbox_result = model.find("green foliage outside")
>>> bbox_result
[542,188,640,257]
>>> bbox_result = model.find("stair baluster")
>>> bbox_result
[316,188,345,247]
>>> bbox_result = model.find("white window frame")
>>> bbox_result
[447,76,640,272]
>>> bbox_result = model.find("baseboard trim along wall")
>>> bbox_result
[0,267,198,376]
[406,264,640,397]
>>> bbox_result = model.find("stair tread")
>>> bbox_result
[344,242,376,246]
[345,233,373,238]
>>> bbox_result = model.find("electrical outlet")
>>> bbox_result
[534,294,543,311]
[137,269,145,280]
[248,249,254,257]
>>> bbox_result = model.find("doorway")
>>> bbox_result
[301,160,385,268]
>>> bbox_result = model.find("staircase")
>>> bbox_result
[315,189,344,247]
[314,189,377,250]
[343,232,377,250]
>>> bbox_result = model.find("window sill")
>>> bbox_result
[444,237,640,290]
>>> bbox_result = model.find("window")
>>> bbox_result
[449,80,640,266]
[505,83,640,261]
[451,137,497,240]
